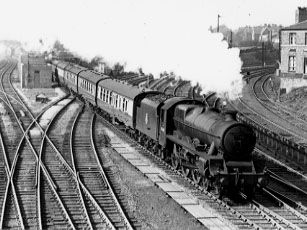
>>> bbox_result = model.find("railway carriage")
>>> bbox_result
[78,70,106,106]
[96,79,147,128]
[63,64,87,92]
[55,62,70,85]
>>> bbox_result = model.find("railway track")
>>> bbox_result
[252,75,307,141]
[0,61,82,229]
[74,106,137,228]
[238,73,307,144]
[0,60,132,229]
[234,70,307,173]
[0,61,38,229]
[40,96,137,229]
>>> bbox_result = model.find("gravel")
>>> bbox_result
[13,83,67,114]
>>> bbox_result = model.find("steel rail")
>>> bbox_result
[39,128,76,230]
[69,104,93,230]
[237,192,286,230]
[37,97,76,229]
[77,175,116,230]
[253,199,300,230]
[0,61,70,228]
[260,75,307,136]
[40,98,114,229]
[5,63,122,229]
[1,60,99,229]
[251,75,307,141]
[259,189,307,229]
[91,113,134,230]
[0,62,25,229]
[238,97,303,142]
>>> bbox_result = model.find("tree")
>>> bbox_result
[138,68,144,75]
[53,40,66,52]
[113,62,125,76]
[89,56,104,69]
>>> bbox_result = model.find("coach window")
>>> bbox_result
[125,100,128,112]
[122,98,125,111]
[100,87,103,99]
[110,92,113,104]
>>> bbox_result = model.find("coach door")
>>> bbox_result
[159,108,167,145]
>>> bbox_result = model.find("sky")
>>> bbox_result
[0,0,306,97]
[0,0,305,56]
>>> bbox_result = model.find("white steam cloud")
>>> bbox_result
[0,0,244,99]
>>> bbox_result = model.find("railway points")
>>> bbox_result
[1,57,307,230]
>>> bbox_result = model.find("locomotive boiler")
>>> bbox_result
[173,105,256,161]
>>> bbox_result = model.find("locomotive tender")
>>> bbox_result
[51,60,267,197]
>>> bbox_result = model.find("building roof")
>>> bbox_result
[21,55,47,65]
[282,20,307,30]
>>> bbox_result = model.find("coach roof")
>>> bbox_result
[79,70,108,84]
[98,79,148,99]
[56,61,70,69]
[65,64,87,75]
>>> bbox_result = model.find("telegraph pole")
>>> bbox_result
[217,14,221,32]
[229,30,233,48]
[262,42,265,66]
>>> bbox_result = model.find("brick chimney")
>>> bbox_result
[295,7,307,23]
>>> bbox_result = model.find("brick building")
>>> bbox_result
[19,54,52,88]
[279,7,307,92]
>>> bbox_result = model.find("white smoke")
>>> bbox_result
[0,44,12,59]
[0,0,244,99]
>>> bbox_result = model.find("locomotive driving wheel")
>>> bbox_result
[191,169,203,185]
[171,155,180,169]
[158,149,166,160]
[179,165,190,177]
[192,169,212,191]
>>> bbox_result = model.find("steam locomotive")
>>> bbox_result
[51,60,267,198]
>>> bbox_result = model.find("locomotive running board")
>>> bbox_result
[166,135,223,160]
